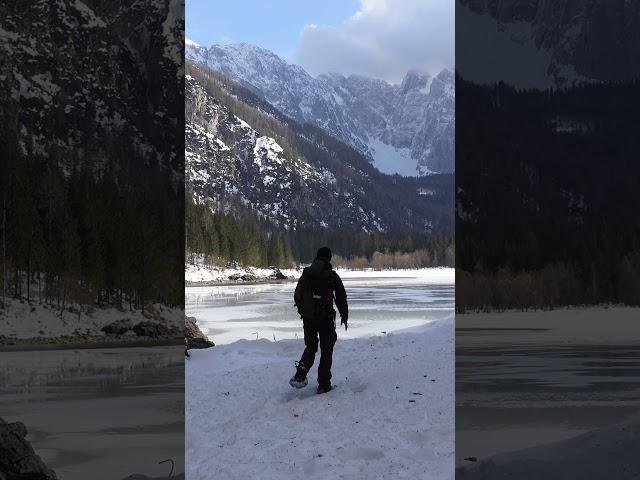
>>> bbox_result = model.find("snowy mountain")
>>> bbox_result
[0,0,184,179]
[186,42,454,175]
[185,62,453,234]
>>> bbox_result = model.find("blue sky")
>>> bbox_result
[186,0,454,84]
[186,0,360,59]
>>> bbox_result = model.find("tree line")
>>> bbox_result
[0,113,183,312]
[186,195,295,268]
[456,78,640,310]
[286,228,454,268]
[186,192,454,269]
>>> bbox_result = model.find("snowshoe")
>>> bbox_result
[316,384,332,394]
[289,361,308,389]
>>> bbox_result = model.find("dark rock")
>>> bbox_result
[240,274,257,281]
[185,317,214,349]
[186,338,215,349]
[228,273,242,281]
[122,474,185,480]
[270,268,287,280]
[0,417,57,479]
[101,319,133,335]
[185,317,205,340]
[168,326,183,336]
[132,321,169,337]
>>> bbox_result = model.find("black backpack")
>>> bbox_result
[299,265,335,320]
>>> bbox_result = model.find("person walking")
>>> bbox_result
[289,247,348,394]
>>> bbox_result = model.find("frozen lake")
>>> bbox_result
[456,307,640,469]
[0,346,184,480]
[185,270,455,345]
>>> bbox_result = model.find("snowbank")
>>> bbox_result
[457,306,640,345]
[334,267,454,283]
[0,298,183,342]
[457,415,640,479]
[185,264,455,285]
[185,264,299,283]
[186,316,454,479]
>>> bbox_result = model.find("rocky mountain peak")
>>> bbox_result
[399,69,430,94]
[186,41,454,175]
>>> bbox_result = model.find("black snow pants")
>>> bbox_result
[299,313,337,387]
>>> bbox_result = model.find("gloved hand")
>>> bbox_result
[341,316,348,331]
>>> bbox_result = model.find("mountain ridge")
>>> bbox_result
[186,41,454,175]
[185,61,453,236]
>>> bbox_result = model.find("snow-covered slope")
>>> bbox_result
[186,73,385,232]
[186,317,454,479]
[186,42,454,175]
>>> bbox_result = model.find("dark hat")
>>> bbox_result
[316,246,332,261]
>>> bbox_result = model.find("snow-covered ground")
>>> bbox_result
[0,298,183,341]
[367,137,418,177]
[185,263,454,285]
[334,267,453,283]
[186,316,454,479]
[458,415,640,479]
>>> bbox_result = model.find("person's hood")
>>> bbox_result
[308,257,332,277]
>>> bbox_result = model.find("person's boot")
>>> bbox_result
[289,361,308,388]
[316,383,332,394]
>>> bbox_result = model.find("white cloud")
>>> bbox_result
[293,0,454,84]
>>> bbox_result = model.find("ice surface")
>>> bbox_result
[1,347,184,480]
[185,268,454,345]
[456,307,640,469]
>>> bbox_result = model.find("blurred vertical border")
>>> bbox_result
[455,0,640,477]
[0,0,185,478]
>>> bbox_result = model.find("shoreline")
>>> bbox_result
[186,266,455,287]
[185,275,427,288]
[0,336,184,352]
[186,278,297,287]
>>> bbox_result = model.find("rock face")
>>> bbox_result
[186,42,454,174]
[0,417,57,480]
[0,0,184,179]
[185,316,214,349]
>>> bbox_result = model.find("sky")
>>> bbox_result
[186,0,454,84]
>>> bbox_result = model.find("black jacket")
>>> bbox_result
[294,258,348,320]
